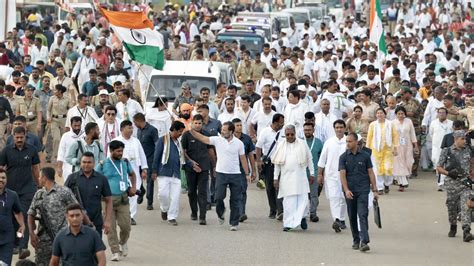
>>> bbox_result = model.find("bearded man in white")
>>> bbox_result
[284,89,309,139]
[57,116,84,182]
[272,124,314,231]
[113,120,148,225]
[318,119,348,233]
[98,105,121,157]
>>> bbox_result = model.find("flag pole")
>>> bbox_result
[136,63,175,118]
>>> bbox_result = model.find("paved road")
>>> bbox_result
[15,171,473,265]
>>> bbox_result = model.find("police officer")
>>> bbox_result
[16,84,42,135]
[47,84,72,162]
[436,130,473,242]
[27,167,78,266]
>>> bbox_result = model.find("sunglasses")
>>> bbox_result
[285,133,295,136]
[106,113,116,116]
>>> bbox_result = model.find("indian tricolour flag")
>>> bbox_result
[99,7,164,70]
[369,0,387,55]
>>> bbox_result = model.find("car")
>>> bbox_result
[216,28,266,58]
[144,61,236,112]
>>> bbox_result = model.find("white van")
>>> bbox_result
[145,61,236,112]
[57,3,95,25]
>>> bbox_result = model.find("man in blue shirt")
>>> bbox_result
[303,123,323,223]
[152,121,186,226]
[339,133,378,252]
[81,69,99,97]
[96,140,136,262]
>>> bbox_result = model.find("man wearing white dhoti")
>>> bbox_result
[429,107,453,190]
[272,124,314,231]
[113,120,148,225]
[318,119,348,233]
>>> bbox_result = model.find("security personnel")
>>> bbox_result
[27,167,78,266]
[399,87,423,177]
[16,85,42,135]
[436,130,473,242]
[0,85,14,150]
[47,84,72,162]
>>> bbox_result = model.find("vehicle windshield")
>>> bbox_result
[232,24,271,40]
[309,9,323,20]
[273,16,289,28]
[147,76,216,102]
[325,0,342,8]
[290,12,309,24]
[59,8,91,21]
[217,34,264,56]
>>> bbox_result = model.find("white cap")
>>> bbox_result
[99,89,109,96]
[85,45,94,50]
[261,79,273,87]
[326,44,334,50]
[71,30,78,36]
[281,28,288,34]
[297,85,307,92]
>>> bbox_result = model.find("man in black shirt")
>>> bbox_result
[65,152,112,237]
[133,113,158,210]
[181,114,213,225]
[339,133,378,252]
[0,126,40,259]
[50,203,106,266]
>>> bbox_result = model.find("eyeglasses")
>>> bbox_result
[285,133,295,136]
[106,113,116,116]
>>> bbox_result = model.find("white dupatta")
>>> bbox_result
[372,120,393,152]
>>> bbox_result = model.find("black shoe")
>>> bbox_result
[199,219,207,225]
[352,243,360,250]
[239,214,248,222]
[276,212,284,221]
[13,247,19,255]
[18,248,31,259]
[384,186,390,194]
[360,243,370,252]
[310,215,319,223]
[463,227,472,242]
[131,218,137,225]
[332,219,341,233]
[147,205,154,210]
[206,203,212,210]
[191,214,198,221]
[448,224,457,237]
[268,212,276,219]
[283,227,292,232]
[340,220,347,230]
[378,190,384,195]
[161,211,167,221]
[137,195,143,205]
[301,218,308,230]
[168,219,178,226]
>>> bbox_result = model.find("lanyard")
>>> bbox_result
[77,107,88,120]
[109,158,124,181]
[0,191,6,207]
[307,137,316,151]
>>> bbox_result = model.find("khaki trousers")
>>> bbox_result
[107,196,131,254]
[50,117,66,160]
[0,119,9,150]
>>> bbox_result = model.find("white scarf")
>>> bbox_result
[161,134,185,166]
[271,138,308,167]
[373,120,393,152]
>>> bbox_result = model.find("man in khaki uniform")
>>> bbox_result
[236,52,253,84]
[269,58,283,82]
[168,36,186,60]
[47,84,72,162]
[252,53,267,82]
[51,64,77,106]
[16,85,42,134]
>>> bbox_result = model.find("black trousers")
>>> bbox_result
[185,169,209,219]
[215,173,242,226]
[14,192,34,250]
[146,169,154,206]
[346,192,370,245]
[263,163,283,215]
[0,241,14,265]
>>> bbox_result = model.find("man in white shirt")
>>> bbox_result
[218,98,238,124]
[284,89,309,139]
[315,80,355,119]
[250,97,275,141]
[422,86,445,132]
[57,116,84,182]
[318,119,348,233]
[30,37,49,66]
[236,96,256,136]
[71,46,97,90]
[114,120,148,224]
[190,121,251,231]
[116,89,144,136]
[65,94,99,131]
[314,51,335,86]
[314,99,337,143]
[429,108,453,191]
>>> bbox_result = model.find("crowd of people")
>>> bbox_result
[0,0,473,265]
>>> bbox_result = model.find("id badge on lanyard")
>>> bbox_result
[109,158,126,192]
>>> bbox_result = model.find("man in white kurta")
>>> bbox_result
[97,106,122,157]
[272,125,314,231]
[113,121,148,223]
[314,99,337,143]
[116,89,144,136]
[71,46,97,90]
[318,120,348,232]
[429,108,453,189]
[65,94,99,131]
[57,117,84,182]
[284,90,309,139]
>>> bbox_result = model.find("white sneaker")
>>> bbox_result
[111,253,120,261]
[120,243,128,257]
[230,225,238,231]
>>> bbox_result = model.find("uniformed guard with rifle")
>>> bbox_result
[436,130,473,243]
[27,167,78,266]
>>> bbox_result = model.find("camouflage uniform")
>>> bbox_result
[27,184,78,266]
[437,145,472,231]
[400,98,423,175]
